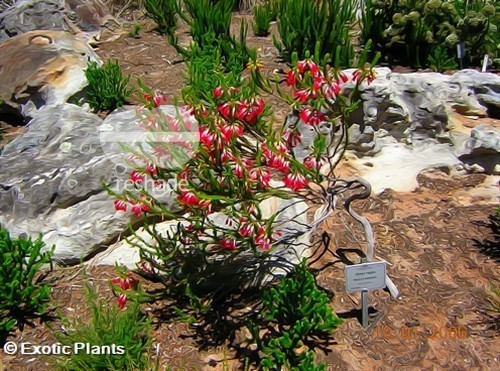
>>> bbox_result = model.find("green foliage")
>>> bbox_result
[361,0,498,68]
[252,2,274,36]
[54,284,154,371]
[143,0,178,36]
[177,0,235,44]
[0,226,53,334]
[428,45,459,71]
[274,0,356,67]
[248,260,343,370]
[84,60,134,112]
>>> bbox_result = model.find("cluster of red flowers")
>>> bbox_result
[111,273,139,309]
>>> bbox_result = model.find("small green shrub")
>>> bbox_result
[143,0,178,36]
[84,60,134,112]
[252,3,274,36]
[128,23,142,38]
[0,226,53,334]
[54,284,154,371]
[248,260,343,370]
[274,0,356,67]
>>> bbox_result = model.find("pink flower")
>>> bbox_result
[236,98,265,124]
[254,226,271,250]
[303,156,322,170]
[284,129,302,147]
[130,170,145,184]
[131,202,149,216]
[178,191,200,206]
[293,89,312,103]
[324,82,341,99]
[249,168,271,188]
[117,294,127,309]
[213,86,224,99]
[153,93,167,107]
[269,155,290,173]
[284,172,309,191]
[220,239,237,251]
[238,220,254,237]
[218,102,232,119]
[285,70,297,87]
[199,127,214,147]
[299,108,325,126]
[114,199,127,212]
[221,122,244,141]
[145,163,158,176]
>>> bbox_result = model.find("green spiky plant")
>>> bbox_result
[54,284,155,371]
[252,2,274,36]
[84,60,134,112]
[428,45,459,71]
[0,226,53,335]
[143,0,178,36]
[248,260,343,370]
[274,0,356,67]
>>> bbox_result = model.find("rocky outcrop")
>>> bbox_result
[0,30,101,118]
[0,104,182,263]
[459,124,500,174]
[351,68,500,156]
[0,0,117,42]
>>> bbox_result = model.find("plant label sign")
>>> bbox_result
[345,261,387,292]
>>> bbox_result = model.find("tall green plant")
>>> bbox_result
[0,226,53,334]
[274,0,356,67]
[144,0,178,35]
[253,3,274,36]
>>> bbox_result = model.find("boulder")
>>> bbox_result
[0,104,181,263]
[0,0,117,43]
[459,124,500,174]
[0,30,101,118]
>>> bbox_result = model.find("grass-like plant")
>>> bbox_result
[248,260,343,369]
[274,0,356,67]
[0,226,53,335]
[143,0,178,36]
[84,60,134,112]
[54,284,154,371]
[252,3,274,36]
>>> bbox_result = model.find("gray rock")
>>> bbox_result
[351,68,500,156]
[0,0,116,42]
[0,30,101,118]
[459,124,500,174]
[0,104,181,263]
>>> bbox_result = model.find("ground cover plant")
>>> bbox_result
[53,283,154,371]
[247,260,343,369]
[143,0,178,36]
[0,226,53,338]
[84,60,134,112]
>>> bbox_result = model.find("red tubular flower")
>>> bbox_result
[114,199,127,212]
[285,70,297,87]
[178,191,200,206]
[238,219,254,237]
[293,89,313,103]
[145,163,158,176]
[250,168,271,188]
[153,94,168,107]
[117,294,127,309]
[303,156,323,170]
[299,108,326,126]
[131,201,150,216]
[220,239,237,251]
[324,82,341,99]
[199,127,214,147]
[218,102,232,119]
[213,86,224,99]
[221,122,244,141]
[130,170,145,184]
[254,226,271,250]
[284,129,302,147]
[284,172,309,191]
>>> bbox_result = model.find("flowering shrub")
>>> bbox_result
[111,55,376,299]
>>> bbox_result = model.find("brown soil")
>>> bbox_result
[1,14,499,371]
